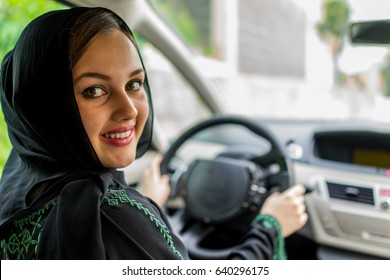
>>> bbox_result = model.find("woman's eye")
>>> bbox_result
[127,80,143,91]
[82,87,106,98]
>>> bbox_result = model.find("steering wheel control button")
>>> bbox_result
[286,141,303,160]
[303,183,314,194]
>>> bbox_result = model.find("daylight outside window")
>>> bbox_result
[148,0,390,129]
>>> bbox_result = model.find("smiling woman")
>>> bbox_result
[0,7,186,259]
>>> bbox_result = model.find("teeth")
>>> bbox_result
[104,130,131,139]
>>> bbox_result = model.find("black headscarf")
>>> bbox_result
[0,7,154,223]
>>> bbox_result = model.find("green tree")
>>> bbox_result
[0,0,66,174]
[317,0,350,85]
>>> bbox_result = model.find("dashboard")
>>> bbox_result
[266,119,390,259]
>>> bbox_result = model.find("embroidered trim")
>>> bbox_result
[253,214,287,260]
[103,188,183,259]
[0,198,58,260]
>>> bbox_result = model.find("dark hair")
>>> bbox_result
[69,8,136,68]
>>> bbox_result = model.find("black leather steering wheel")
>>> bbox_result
[161,115,292,259]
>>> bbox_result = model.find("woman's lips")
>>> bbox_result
[101,126,135,146]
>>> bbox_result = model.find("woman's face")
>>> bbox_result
[72,30,149,168]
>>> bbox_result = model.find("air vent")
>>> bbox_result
[327,181,374,205]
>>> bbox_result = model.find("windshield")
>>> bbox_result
[149,0,390,125]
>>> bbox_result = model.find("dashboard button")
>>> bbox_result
[380,198,390,210]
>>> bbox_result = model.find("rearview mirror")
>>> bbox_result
[350,20,390,45]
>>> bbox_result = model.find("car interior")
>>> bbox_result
[7,0,390,260]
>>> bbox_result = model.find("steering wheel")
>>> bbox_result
[161,115,292,259]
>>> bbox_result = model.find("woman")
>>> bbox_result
[0,7,307,260]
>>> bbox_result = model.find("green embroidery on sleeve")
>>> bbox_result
[103,188,184,259]
[253,214,287,260]
[0,198,58,260]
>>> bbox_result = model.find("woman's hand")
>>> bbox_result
[260,184,308,237]
[138,154,170,206]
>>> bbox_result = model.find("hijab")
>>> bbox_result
[0,7,154,223]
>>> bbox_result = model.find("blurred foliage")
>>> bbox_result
[0,0,66,59]
[148,0,214,56]
[0,0,66,174]
[317,0,350,41]
[317,0,350,84]
[149,0,198,44]
[0,109,9,173]
[381,54,390,97]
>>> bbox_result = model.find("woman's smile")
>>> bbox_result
[101,125,135,146]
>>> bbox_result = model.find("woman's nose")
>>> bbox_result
[111,90,138,121]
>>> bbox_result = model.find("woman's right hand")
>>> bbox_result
[260,184,308,237]
[138,154,170,207]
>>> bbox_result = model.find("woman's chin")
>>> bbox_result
[101,156,135,169]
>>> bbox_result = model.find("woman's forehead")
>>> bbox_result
[72,30,142,81]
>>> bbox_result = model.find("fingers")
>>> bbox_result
[295,198,306,214]
[283,184,306,196]
[150,154,163,176]
[286,185,307,236]
[282,185,306,210]
[284,184,306,212]
[300,212,308,225]
[260,184,307,237]
[161,174,169,185]
[153,153,163,167]
[138,153,171,206]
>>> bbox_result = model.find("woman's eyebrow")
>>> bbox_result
[130,68,144,77]
[74,72,110,84]
[74,68,144,84]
